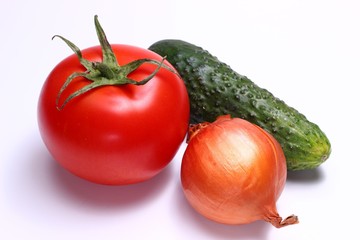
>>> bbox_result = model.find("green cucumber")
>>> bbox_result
[149,39,331,170]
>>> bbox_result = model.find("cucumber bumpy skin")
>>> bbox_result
[149,39,331,170]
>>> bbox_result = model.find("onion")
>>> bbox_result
[181,115,298,228]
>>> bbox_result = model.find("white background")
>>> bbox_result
[1,0,359,239]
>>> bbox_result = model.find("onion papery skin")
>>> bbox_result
[181,115,298,227]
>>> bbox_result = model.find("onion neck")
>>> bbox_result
[187,122,210,142]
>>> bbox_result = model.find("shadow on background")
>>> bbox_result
[49,154,174,211]
[5,132,174,215]
[173,181,272,240]
[286,167,324,183]
[2,130,181,238]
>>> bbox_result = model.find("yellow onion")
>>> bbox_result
[181,115,298,228]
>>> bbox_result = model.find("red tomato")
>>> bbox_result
[38,43,189,185]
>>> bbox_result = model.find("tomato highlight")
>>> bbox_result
[181,115,298,227]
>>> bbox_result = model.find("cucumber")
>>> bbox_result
[149,39,331,171]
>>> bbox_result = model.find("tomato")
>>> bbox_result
[37,17,190,185]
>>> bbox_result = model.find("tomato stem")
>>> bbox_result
[53,15,177,110]
[92,62,116,79]
[94,15,119,68]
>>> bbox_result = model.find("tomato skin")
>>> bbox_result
[38,44,190,185]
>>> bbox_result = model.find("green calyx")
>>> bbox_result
[53,15,174,110]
